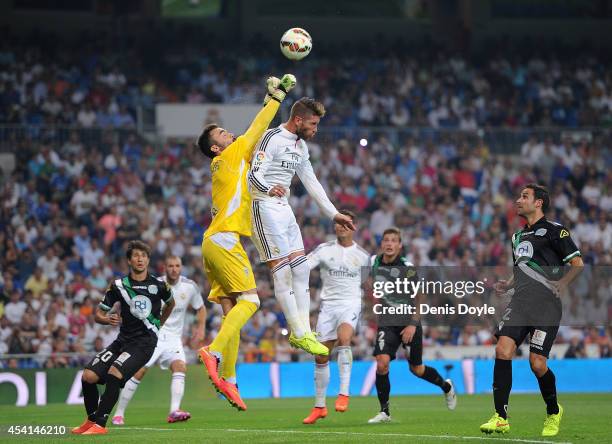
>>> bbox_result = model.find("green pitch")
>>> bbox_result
[0,366,609,443]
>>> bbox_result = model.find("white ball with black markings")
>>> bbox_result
[280,28,312,61]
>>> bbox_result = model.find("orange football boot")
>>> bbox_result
[303,407,328,424]
[71,419,95,434]
[219,379,247,411]
[198,346,222,388]
[81,424,108,435]
[335,394,350,412]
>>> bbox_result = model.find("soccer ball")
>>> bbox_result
[280,28,312,61]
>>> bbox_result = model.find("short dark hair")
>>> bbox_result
[195,123,219,159]
[290,97,326,119]
[126,240,151,260]
[338,208,356,223]
[524,183,550,212]
[382,227,402,241]
[165,254,182,264]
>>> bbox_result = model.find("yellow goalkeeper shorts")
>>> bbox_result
[202,232,256,304]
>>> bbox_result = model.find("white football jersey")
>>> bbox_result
[307,240,370,301]
[160,275,204,338]
[248,125,337,219]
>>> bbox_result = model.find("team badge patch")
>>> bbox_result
[560,229,569,238]
[148,285,158,294]
[535,228,547,236]
[531,329,547,346]
[256,152,265,162]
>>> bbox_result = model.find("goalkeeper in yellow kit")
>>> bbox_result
[195,74,296,411]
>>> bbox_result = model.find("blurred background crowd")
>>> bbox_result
[1,28,611,369]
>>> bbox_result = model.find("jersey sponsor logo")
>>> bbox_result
[328,266,359,278]
[281,160,299,170]
[130,295,153,320]
[560,229,569,238]
[531,329,547,346]
[535,228,547,236]
[515,241,534,259]
[148,285,158,294]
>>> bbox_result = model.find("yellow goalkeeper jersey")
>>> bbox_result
[204,100,279,238]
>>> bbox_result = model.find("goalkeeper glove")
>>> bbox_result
[264,74,297,104]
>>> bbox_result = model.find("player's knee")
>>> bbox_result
[108,366,124,380]
[376,357,390,374]
[171,361,187,373]
[82,369,99,384]
[409,364,424,376]
[529,356,547,376]
[495,343,514,360]
[237,291,260,309]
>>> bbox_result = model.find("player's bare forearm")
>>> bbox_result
[560,256,584,286]
[242,100,281,150]
[160,299,175,326]
[94,307,119,326]
[194,306,207,340]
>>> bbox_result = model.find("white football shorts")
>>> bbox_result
[144,334,185,370]
[251,199,304,262]
[315,299,361,342]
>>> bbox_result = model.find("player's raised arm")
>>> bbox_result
[239,74,297,160]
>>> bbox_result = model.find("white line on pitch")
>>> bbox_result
[122,427,572,444]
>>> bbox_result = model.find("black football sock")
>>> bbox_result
[95,375,122,427]
[493,358,512,419]
[420,366,451,393]
[375,372,391,415]
[82,380,99,421]
[537,368,559,415]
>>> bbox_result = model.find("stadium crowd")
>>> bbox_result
[1,30,611,368]
[2,29,612,129]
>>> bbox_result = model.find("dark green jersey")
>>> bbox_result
[372,253,419,326]
[100,274,173,343]
[511,217,581,300]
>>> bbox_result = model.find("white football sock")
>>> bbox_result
[337,346,353,396]
[314,362,330,408]
[170,371,185,412]
[290,255,312,335]
[114,377,140,417]
[272,261,304,338]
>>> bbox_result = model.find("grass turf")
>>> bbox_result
[0,390,610,443]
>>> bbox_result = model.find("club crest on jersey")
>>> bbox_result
[535,228,547,236]
[515,241,534,259]
[148,285,158,294]
[130,295,152,320]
